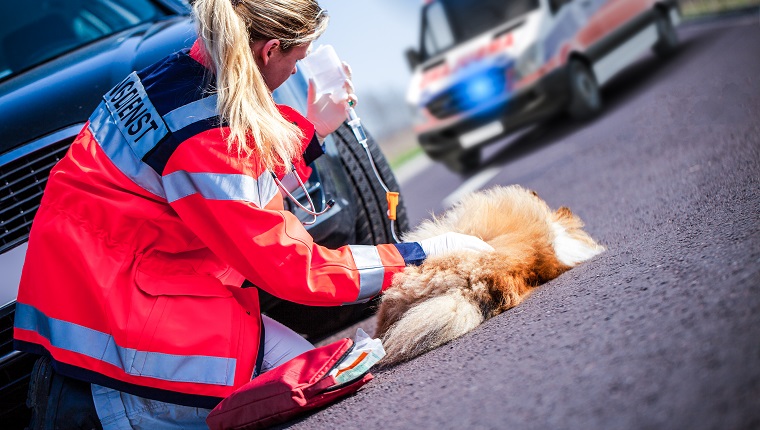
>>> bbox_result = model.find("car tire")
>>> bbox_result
[443,149,481,174]
[566,59,602,120]
[653,8,679,58]
[332,124,410,244]
[260,123,409,341]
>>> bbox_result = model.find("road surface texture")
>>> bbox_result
[290,13,760,430]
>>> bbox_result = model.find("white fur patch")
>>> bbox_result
[551,223,604,266]
[381,292,483,365]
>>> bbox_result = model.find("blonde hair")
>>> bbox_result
[192,0,328,170]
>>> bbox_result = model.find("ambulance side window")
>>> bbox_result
[549,0,571,14]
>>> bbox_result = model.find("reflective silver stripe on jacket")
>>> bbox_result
[14,303,236,386]
[345,245,385,304]
[163,94,219,132]
[89,74,225,200]
[103,72,169,160]
[89,102,166,199]
[163,170,279,207]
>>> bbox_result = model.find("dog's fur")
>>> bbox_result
[376,185,604,366]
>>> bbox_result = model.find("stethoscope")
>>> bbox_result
[271,167,334,226]
[270,105,402,242]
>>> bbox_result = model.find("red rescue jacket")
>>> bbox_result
[13,41,419,408]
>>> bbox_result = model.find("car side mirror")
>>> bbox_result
[405,48,421,71]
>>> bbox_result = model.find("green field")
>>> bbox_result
[680,0,760,18]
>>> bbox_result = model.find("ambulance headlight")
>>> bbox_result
[514,43,543,80]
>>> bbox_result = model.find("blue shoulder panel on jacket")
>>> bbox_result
[136,51,223,175]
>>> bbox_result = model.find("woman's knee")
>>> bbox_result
[261,315,314,371]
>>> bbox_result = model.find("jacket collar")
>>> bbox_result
[189,39,213,70]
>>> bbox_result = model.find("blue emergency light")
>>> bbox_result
[456,67,508,111]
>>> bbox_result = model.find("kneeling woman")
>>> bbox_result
[14,0,491,428]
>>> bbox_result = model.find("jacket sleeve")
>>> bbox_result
[161,124,413,306]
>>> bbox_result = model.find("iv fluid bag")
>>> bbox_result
[300,45,347,103]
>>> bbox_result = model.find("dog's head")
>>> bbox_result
[549,205,605,267]
[403,185,604,267]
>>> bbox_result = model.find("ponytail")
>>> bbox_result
[192,0,328,170]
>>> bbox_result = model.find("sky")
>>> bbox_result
[311,1,422,96]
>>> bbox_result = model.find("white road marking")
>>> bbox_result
[395,153,434,185]
[442,166,501,208]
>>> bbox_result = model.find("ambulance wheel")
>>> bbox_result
[566,59,602,121]
[653,8,679,58]
[443,149,480,174]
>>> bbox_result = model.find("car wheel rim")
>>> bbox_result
[658,16,677,45]
[576,71,599,107]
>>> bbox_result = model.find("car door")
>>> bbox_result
[543,0,605,60]
[594,0,653,37]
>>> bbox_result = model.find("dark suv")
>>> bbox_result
[0,1,407,426]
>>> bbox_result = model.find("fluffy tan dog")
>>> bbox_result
[376,185,604,366]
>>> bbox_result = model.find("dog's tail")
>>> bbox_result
[380,290,484,366]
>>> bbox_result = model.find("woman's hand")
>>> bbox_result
[418,232,494,258]
[306,62,358,140]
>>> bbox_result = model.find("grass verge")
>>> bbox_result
[680,0,760,18]
[389,146,423,170]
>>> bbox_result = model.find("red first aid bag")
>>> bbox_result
[206,337,373,430]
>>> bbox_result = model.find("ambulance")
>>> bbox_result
[406,0,681,172]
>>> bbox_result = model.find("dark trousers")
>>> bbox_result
[26,356,102,430]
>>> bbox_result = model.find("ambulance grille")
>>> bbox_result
[0,138,72,254]
[426,89,460,119]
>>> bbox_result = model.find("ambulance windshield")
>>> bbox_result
[420,0,539,61]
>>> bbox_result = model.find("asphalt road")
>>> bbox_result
[290,13,760,430]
